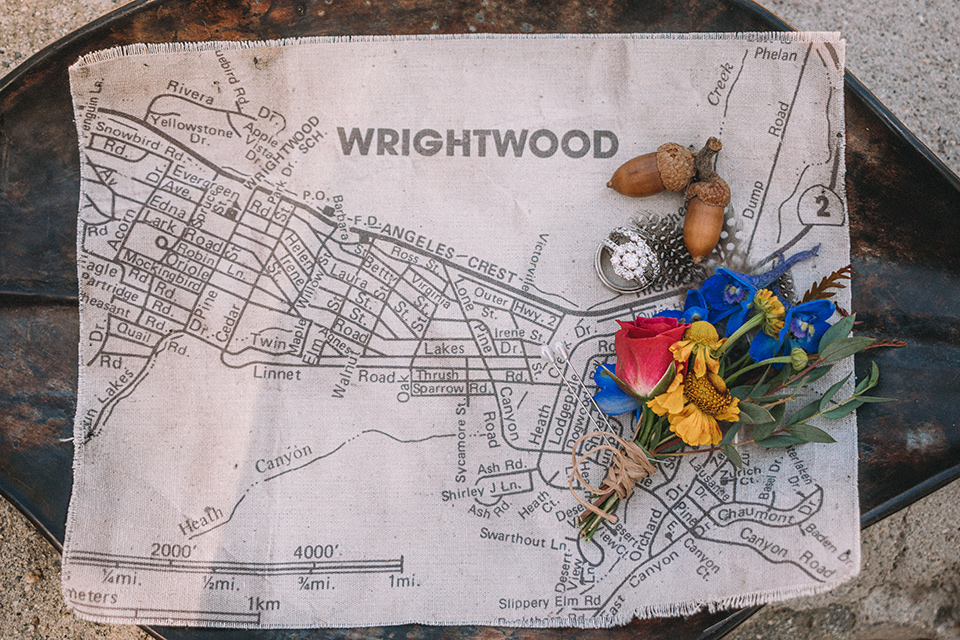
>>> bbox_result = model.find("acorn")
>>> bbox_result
[683,175,731,264]
[607,142,695,197]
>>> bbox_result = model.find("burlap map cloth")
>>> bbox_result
[64,33,855,628]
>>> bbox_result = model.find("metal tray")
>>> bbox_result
[1,0,958,638]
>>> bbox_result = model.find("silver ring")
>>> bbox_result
[595,226,660,294]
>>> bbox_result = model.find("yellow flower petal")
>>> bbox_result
[647,372,686,416]
[651,366,735,447]
[677,323,723,378]
[670,340,694,364]
[715,397,740,422]
[754,289,786,336]
[704,350,721,374]
[670,405,722,446]
[693,350,708,378]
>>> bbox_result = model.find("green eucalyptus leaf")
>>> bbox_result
[786,423,837,443]
[753,402,787,440]
[771,365,795,386]
[855,362,881,395]
[793,364,834,387]
[721,420,742,445]
[731,385,753,400]
[721,444,743,469]
[738,401,774,425]
[821,399,864,419]
[749,381,771,398]
[756,393,796,403]
[818,313,856,352]
[768,402,787,423]
[785,364,832,389]
[787,398,822,426]
[857,396,897,403]
[819,373,852,411]
[755,434,806,448]
[752,420,779,441]
[819,337,876,363]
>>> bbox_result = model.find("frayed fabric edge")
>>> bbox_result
[65,571,858,629]
[63,25,856,632]
[70,31,843,69]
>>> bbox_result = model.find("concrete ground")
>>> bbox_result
[0,0,957,638]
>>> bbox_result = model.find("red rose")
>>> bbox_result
[614,317,689,397]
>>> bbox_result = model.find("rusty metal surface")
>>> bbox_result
[1,0,958,639]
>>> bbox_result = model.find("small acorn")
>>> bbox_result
[683,175,731,264]
[607,142,695,197]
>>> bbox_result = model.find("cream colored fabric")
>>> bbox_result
[64,33,855,628]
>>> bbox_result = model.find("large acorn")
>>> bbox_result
[684,174,730,264]
[607,142,695,197]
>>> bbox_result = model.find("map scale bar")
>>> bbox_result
[69,550,404,576]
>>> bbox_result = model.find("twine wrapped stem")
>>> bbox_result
[569,431,657,524]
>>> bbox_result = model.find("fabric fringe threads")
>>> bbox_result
[70,31,844,70]
[65,32,856,628]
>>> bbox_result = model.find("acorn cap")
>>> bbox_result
[655,142,696,192]
[685,175,731,207]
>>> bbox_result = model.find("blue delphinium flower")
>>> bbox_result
[750,299,836,362]
[699,269,757,335]
[592,364,641,416]
[698,246,822,337]
[656,290,711,324]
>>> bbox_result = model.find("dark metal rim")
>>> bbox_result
[0,0,159,96]
[0,0,958,638]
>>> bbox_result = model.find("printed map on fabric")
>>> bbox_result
[64,33,855,628]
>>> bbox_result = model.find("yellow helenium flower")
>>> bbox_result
[647,369,740,447]
[754,289,786,336]
[646,369,685,416]
[669,320,724,378]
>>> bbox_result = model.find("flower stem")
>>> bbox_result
[748,365,773,399]
[657,433,677,447]
[767,357,825,394]
[717,313,764,355]
[725,350,753,377]
[577,408,664,537]
[632,410,643,441]
[652,434,682,454]
[724,356,793,385]
[582,493,618,540]
[661,436,760,456]
[636,405,657,448]
[578,491,614,524]
[760,396,795,409]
